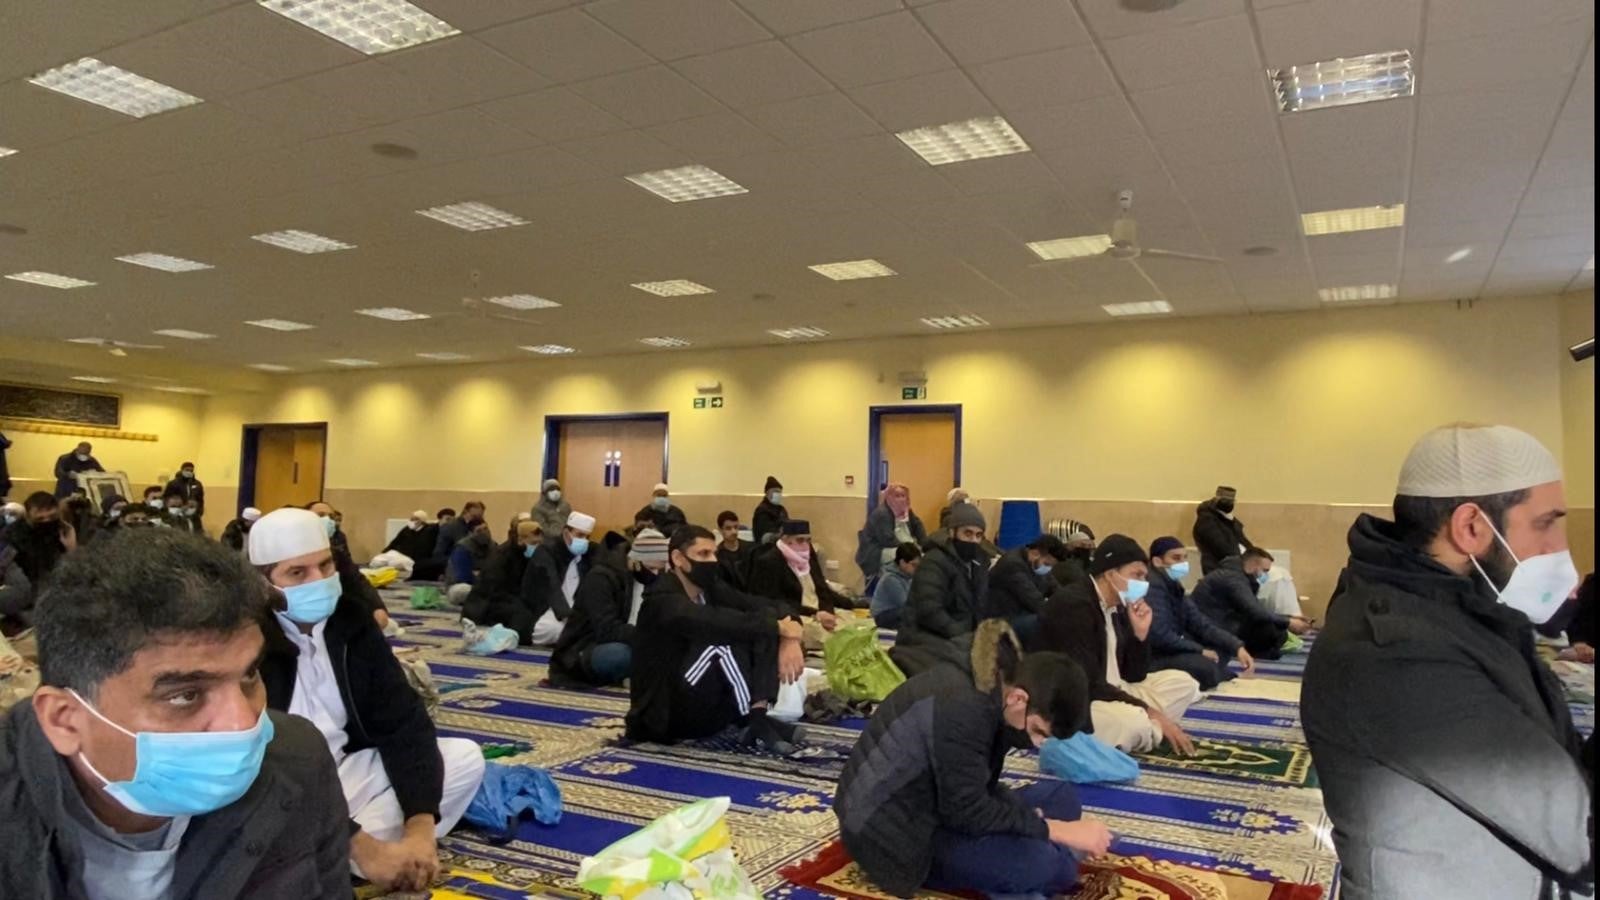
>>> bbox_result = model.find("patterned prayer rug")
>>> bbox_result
[1136,739,1318,789]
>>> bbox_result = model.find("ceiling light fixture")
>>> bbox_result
[920,314,990,329]
[1445,247,1473,264]
[485,294,561,310]
[153,385,210,395]
[245,318,315,331]
[152,329,216,340]
[5,271,96,288]
[896,116,1031,166]
[0,147,17,158]
[631,280,714,297]
[115,252,212,272]
[1027,234,1113,261]
[1318,284,1397,303]
[767,326,830,339]
[70,375,118,384]
[809,259,896,280]
[1300,203,1405,236]
[415,351,471,361]
[626,164,748,203]
[1270,50,1414,114]
[1585,256,1595,271]
[415,201,528,231]
[249,363,294,372]
[28,58,202,118]
[256,0,460,55]
[521,344,577,355]
[1102,300,1173,316]
[356,307,431,321]
[327,358,380,367]
[251,229,355,253]
[639,336,692,348]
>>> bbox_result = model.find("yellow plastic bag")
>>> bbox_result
[577,797,759,899]
[362,566,399,589]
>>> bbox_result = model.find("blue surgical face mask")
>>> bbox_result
[651,496,670,511]
[1166,561,1191,581]
[547,489,562,503]
[1118,575,1150,603]
[108,508,122,520]
[280,572,341,624]
[523,544,537,559]
[71,690,274,818]
[1034,563,1053,576]
[1255,570,1269,587]
[147,499,163,509]
[321,516,337,538]
[181,470,194,479]
[568,537,590,557]
[768,491,783,505]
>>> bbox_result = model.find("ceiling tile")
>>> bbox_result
[291,60,463,125]
[936,153,1062,197]
[477,9,655,83]
[673,40,835,108]
[1073,0,1246,40]
[586,0,771,60]
[1414,83,1565,163]
[1130,74,1276,134]
[0,0,229,82]
[1424,22,1589,96]
[731,0,902,36]
[1153,112,1281,169]
[1102,14,1261,92]
[1280,99,1410,211]
[556,129,693,175]
[219,79,368,143]
[474,87,630,143]
[1503,212,1594,242]
[570,65,727,127]
[1424,0,1592,43]
[969,46,1120,113]
[0,80,124,150]
[1254,0,1421,70]
[796,133,932,179]
[744,91,883,145]
[160,4,365,85]
[915,0,1091,67]
[646,111,785,159]
[1002,95,1144,149]
[786,12,953,88]
[848,69,995,132]
[377,37,551,107]
[97,27,279,100]
[414,0,585,32]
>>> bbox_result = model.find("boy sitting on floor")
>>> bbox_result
[835,620,1111,899]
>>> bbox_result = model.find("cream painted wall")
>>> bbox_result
[193,294,1572,507]
[2,387,206,495]
[1559,291,1594,508]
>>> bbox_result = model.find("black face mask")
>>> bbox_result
[1215,498,1236,514]
[1003,725,1037,751]
[1069,547,1092,561]
[952,538,984,562]
[633,568,659,587]
[684,560,719,590]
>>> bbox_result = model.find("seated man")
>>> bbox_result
[1190,548,1310,659]
[461,520,544,642]
[745,519,843,629]
[249,508,486,893]
[836,619,1110,898]
[220,507,261,553]
[444,514,492,606]
[714,510,752,589]
[310,500,390,631]
[383,510,439,565]
[118,506,155,529]
[4,492,72,585]
[551,529,670,687]
[869,542,921,629]
[1145,537,1253,690]
[987,534,1066,644]
[626,525,806,751]
[433,500,484,562]
[891,503,990,676]
[4,529,351,898]
[521,511,598,646]
[634,483,687,536]
[1038,535,1201,754]
[531,482,570,536]
[0,544,32,636]
[1049,521,1095,590]
[855,482,927,586]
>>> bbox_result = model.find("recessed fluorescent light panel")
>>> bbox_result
[1271,50,1414,113]
[152,329,216,340]
[896,116,1030,166]
[28,58,202,118]
[154,385,210,395]
[245,318,315,331]
[327,358,379,367]
[249,363,294,372]
[1445,247,1473,264]
[251,230,355,253]
[1585,256,1595,271]
[356,307,431,321]
[626,165,748,203]
[70,375,117,384]
[1318,284,1397,303]
[416,351,471,361]
[768,326,830,340]
[415,201,527,231]
[920,315,990,329]
[1102,300,1173,317]
[639,336,691,348]
[5,271,96,288]
[631,280,714,297]
[521,344,577,355]
[809,259,896,280]
[1027,234,1112,260]
[115,252,212,272]
[1301,203,1405,236]
[256,0,460,55]
[485,294,561,310]
[0,147,17,158]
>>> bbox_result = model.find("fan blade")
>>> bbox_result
[1129,260,1172,306]
[1142,247,1223,263]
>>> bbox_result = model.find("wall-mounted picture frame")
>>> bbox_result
[77,471,133,514]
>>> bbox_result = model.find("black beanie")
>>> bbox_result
[764,475,783,492]
[1089,534,1148,575]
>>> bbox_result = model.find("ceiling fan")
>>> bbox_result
[1031,189,1223,267]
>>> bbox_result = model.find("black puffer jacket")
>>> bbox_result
[1303,514,1593,900]
[984,547,1053,620]
[1192,499,1254,574]
[903,532,988,640]
[1191,556,1285,635]
[550,547,635,681]
[745,544,842,616]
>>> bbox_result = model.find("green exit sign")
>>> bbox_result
[901,386,926,400]
[710,396,724,408]
[693,397,706,409]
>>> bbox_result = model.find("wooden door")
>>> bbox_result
[252,426,326,511]
[556,419,666,538]
[877,413,958,528]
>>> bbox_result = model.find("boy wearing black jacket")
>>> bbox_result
[551,529,671,686]
[250,508,486,894]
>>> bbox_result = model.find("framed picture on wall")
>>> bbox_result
[78,471,132,514]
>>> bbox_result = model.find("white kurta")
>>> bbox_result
[1090,604,1203,752]
[67,787,189,900]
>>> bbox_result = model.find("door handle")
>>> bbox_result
[292,461,299,484]
[879,460,888,492]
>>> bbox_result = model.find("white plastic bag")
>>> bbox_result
[578,797,759,899]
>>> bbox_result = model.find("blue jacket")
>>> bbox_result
[1145,566,1242,656]
[871,565,913,619]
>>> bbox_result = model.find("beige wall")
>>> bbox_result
[2,385,206,497]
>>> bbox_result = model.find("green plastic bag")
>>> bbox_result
[577,796,758,899]
[410,586,443,610]
[824,621,905,702]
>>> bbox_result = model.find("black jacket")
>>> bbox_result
[1191,557,1285,636]
[383,523,438,562]
[163,475,205,515]
[551,548,636,681]
[521,535,596,623]
[715,539,753,589]
[1192,499,1254,574]
[220,517,251,552]
[0,431,11,496]
[1303,515,1593,900]
[52,452,101,498]
[261,574,443,824]
[751,499,788,543]
[836,620,1053,897]
[902,532,987,641]
[625,571,782,742]
[0,702,352,899]
[462,540,534,636]
[1037,578,1151,707]
[984,547,1054,620]
[854,505,927,579]
[432,516,471,560]
[1145,566,1242,657]
[1049,553,1092,591]
[745,544,841,616]
[633,503,687,536]
[2,520,65,586]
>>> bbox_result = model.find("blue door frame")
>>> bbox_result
[541,413,670,485]
[865,404,962,516]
